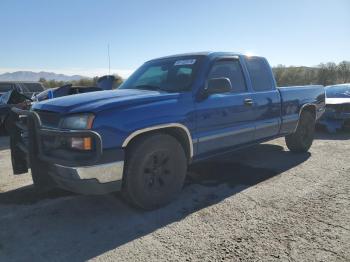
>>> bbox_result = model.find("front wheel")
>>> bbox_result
[285,111,315,153]
[122,133,187,210]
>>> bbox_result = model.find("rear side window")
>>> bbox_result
[0,83,13,92]
[208,60,246,93]
[245,57,274,91]
[21,83,44,92]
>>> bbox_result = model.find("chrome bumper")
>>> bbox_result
[54,161,124,183]
[49,161,124,195]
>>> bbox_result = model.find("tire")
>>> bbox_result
[122,133,187,210]
[285,111,315,153]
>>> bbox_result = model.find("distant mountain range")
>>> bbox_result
[0,71,87,81]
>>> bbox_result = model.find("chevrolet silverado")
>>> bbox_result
[9,52,325,209]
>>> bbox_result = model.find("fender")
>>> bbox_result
[121,123,194,158]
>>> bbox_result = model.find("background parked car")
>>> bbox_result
[318,83,350,132]
[32,75,116,102]
[0,89,31,133]
[0,81,44,99]
[0,76,117,133]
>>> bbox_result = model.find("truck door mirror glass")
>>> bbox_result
[206,78,232,95]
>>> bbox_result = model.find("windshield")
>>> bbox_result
[119,56,204,92]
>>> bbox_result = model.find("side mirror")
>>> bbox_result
[205,78,232,95]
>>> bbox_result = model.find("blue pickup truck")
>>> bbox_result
[10,52,325,209]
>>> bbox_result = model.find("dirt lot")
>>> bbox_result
[0,132,349,262]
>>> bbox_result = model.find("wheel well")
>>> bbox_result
[293,104,316,133]
[123,127,192,163]
[301,104,316,120]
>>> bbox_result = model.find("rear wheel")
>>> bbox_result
[122,133,187,210]
[285,111,315,153]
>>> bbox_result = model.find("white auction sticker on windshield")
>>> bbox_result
[174,59,196,66]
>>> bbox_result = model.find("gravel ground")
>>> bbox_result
[0,131,349,262]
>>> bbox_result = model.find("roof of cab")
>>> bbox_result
[148,51,248,62]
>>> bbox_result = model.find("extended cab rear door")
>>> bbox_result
[243,56,281,140]
[195,57,256,155]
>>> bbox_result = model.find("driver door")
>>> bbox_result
[195,58,256,155]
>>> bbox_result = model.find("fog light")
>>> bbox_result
[71,137,92,150]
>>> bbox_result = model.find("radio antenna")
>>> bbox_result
[108,44,111,75]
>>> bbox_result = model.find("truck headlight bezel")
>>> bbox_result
[60,113,95,130]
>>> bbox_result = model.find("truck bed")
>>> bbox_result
[278,85,325,134]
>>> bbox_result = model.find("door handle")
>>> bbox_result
[244,98,254,106]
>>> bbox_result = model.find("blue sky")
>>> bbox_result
[0,0,349,77]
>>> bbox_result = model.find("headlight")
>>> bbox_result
[60,114,95,130]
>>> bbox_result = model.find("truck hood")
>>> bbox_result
[32,89,180,114]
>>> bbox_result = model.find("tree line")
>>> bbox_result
[273,61,350,87]
[39,61,350,89]
[39,74,123,89]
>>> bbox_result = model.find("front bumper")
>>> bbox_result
[10,108,125,195]
[50,161,124,195]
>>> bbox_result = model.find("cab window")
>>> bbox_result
[245,57,274,91]
[208,60,247,93]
